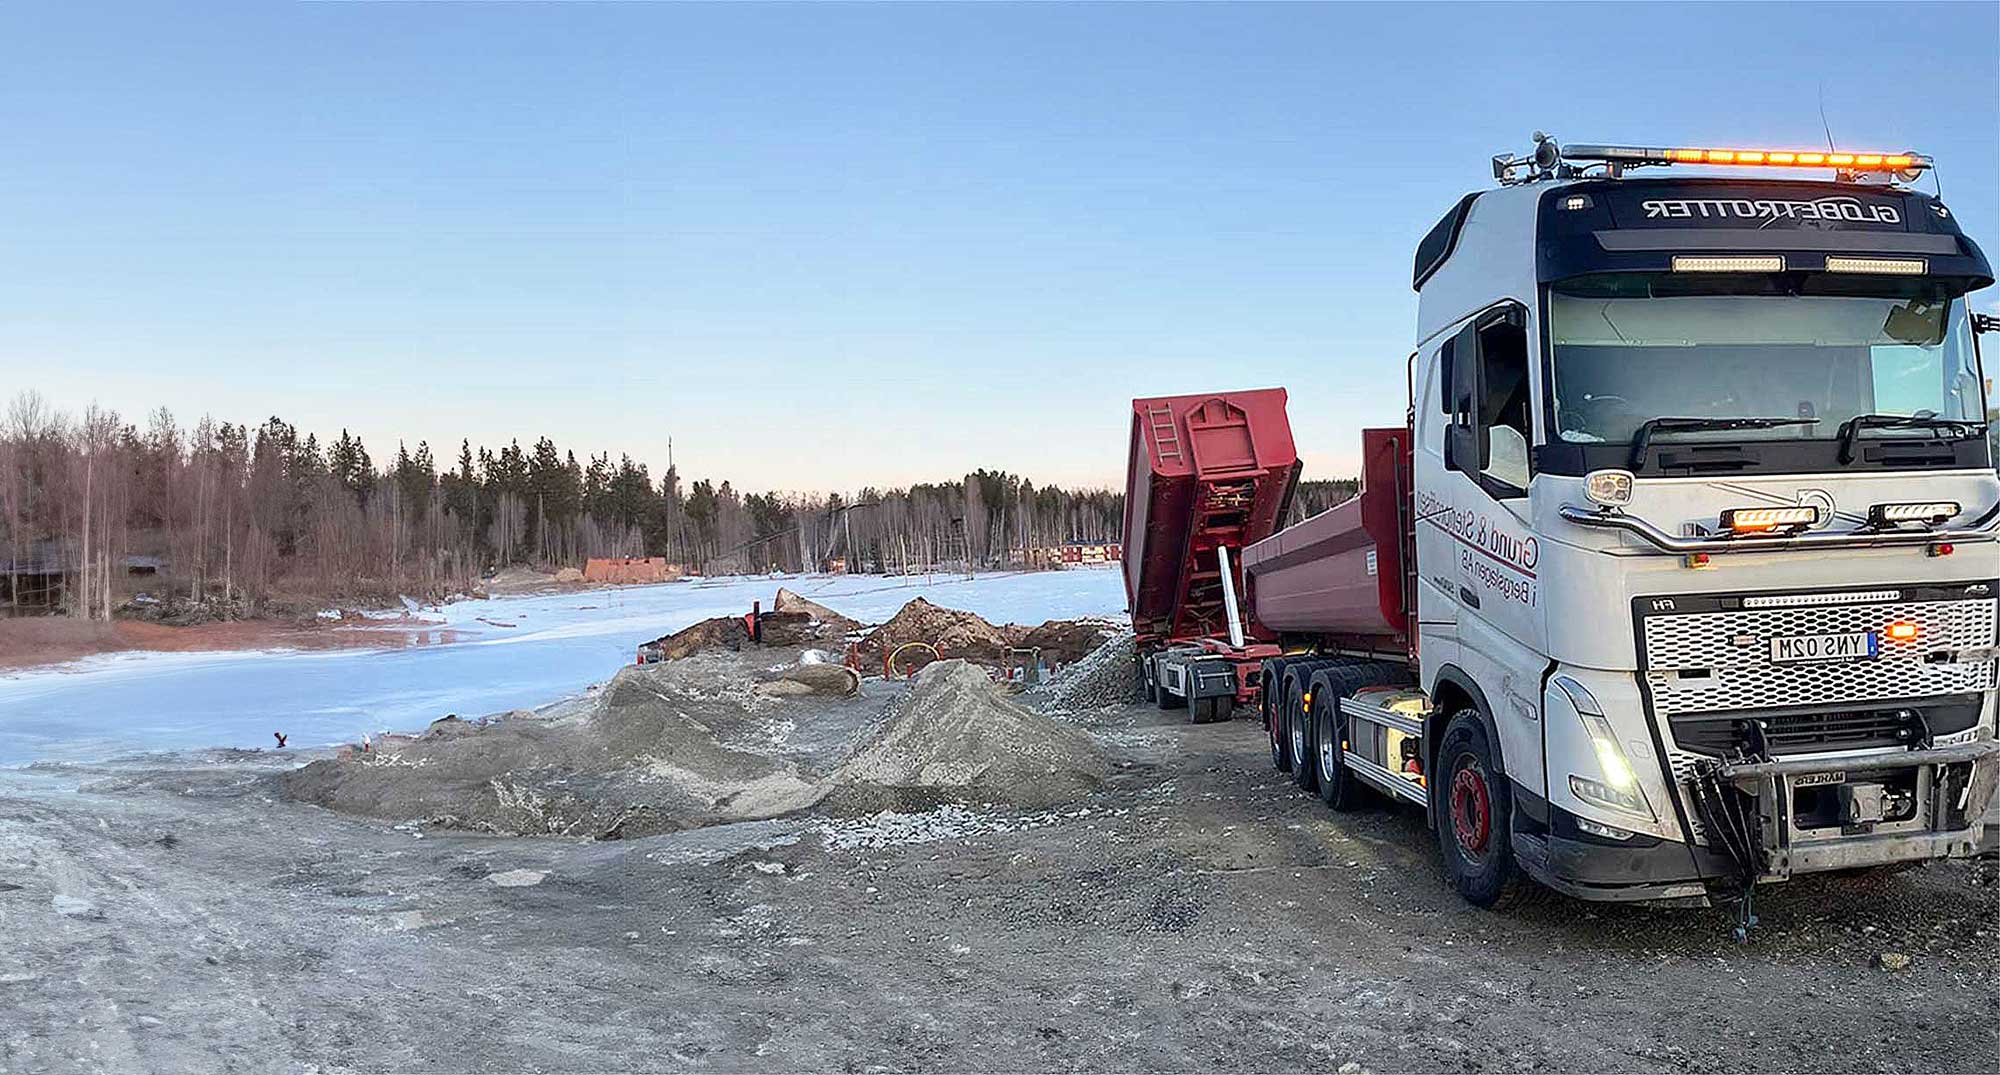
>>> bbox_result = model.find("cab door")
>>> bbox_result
[1436,303,1548,799]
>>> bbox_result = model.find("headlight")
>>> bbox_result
[1583,469,1634,508]
[1553,675,1655,821]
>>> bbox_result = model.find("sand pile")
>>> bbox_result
[832,659,1110,810]
[278,655,829,839]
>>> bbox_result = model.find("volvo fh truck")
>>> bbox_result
[1234,135,1998,925]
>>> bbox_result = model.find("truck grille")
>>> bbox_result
[1640,591,1996,718]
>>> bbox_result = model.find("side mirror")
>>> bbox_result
[1486,425,1531,493]
[1974,313,1999,335]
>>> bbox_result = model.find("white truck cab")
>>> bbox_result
[1398,136,1997,916]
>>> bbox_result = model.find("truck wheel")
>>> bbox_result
[1138,655,1156,703]
[1268,696,1292,772]
[1288,677,1317,792]
[1155,667,1180,710]
[1189,696,1226,724]
[1434,711,1536,910]
[1310,677,1364,811]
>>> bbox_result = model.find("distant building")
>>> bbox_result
[0,540,75,611]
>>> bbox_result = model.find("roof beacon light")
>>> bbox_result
[1564,143,1930,175]
[1721,505,1820,535]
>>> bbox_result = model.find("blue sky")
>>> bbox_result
[3,2,1994,491]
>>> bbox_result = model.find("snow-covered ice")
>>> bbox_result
[0,567,1127,767]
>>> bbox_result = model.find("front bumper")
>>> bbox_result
[1516,740,2000,902]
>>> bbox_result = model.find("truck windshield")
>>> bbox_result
[1548,274,1984,448]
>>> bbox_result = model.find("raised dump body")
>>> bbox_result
[1241,426,1412,654]
[1123,390,1299,648]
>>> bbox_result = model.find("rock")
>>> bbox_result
[1875,952,1912,972]
[487,869,548,888]
[52,894,97,918]
[757,680,816,698]
[775,662,860,697]
[773,588,863,632]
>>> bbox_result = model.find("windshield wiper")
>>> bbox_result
[1629,416,1820,470]
[1836,411,1987,464]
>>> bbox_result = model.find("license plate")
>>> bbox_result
[1769,631,1878,663]
[1792,771,1847,788]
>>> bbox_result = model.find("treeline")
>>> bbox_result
[0,394,1141,618]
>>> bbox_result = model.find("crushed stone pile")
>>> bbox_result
[278,654,831,839]
[831,659,1110,811]
[1023,630,1139,717]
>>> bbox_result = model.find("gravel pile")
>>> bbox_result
[830,659,1110,811]
[1022,630,1138,718]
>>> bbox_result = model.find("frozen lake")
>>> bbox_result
[0,568,1128,767]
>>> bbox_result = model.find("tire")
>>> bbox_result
[1310,677,1365,810]
[1433,710,1539,910]
[1138,654,1157,703]
[1262,658,1297,771]
[1288,675,1317,791]
[1155,660,1181,711]
[1190,696,1227,724]
[1268,681,1292,772]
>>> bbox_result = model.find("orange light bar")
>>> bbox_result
[1884,621,1920,642]
[1665,148,1915,169]
[1564,143,1928,173]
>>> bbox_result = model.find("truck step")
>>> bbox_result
[1339,694,1426,738]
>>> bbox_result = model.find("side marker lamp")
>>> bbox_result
[1870,501,1960,527]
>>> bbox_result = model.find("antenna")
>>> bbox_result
[1817,81,1837,154]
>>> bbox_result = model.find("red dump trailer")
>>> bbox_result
[1123,389,1300,722]
[1239,426,1413,656]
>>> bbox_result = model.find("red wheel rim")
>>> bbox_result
[1450,764,1491,856]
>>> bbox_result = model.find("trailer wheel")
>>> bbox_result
[1309,678,1363,811]
[1287,676,1317,792]
[1137,654,1156,703]
[1190,696,1228,724]
[1268,696,1292,772]
[1434,710,1536,910]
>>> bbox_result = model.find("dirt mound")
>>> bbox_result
[832,659,1109,809]
[642,615,752,661]
[277,656,828,838]
[1015,618,1122,665]
[860,597,1018,665]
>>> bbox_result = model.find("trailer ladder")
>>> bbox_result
[1147,404,1185,466]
